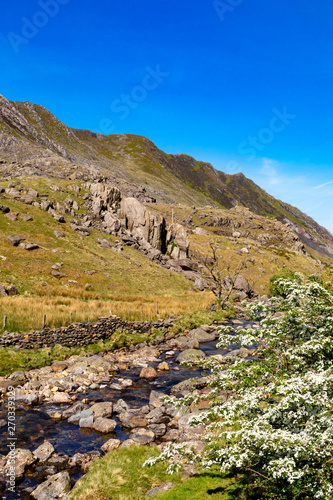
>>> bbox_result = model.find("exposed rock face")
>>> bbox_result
[104,212,121,232]
[87,183,190,258]
[120,197,166,252]
[166,223,189,259]
[87,183,122,215]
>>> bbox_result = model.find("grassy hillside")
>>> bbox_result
[0,176,330,334]
[0,94,332,257]
[0,177,214,332]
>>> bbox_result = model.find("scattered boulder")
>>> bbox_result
[129,428,155,444]
[6,285,19,295]
[22,243,39,251]
[157,362,169,372]
[101,439,121,454]
[97,238,112,248]
[68,409,94,425]
[194,277,209,290]
[225,347,252,359]
[146,482,174,496]
[5,188,20,198]
[176,349,206,364]
[51,362,68,373]
[54,231,65,238]
[119,414,148,429]
[27,188,38,198]
[147,423,167,437]
[53,392,71,404]
[0,204,10,213]
[187,327,216,343]
[139,367,157,380]
[51,270,67,278]
[6,448,35,478]
[5,213,17,221]
[79,415,94,428]
[33,442,55,463]
[149,391,166,408]
[6,235,25,246]
[90,402,113,418]
[31,471,71,499]
[8,371,26,385]
[93,417,117,433]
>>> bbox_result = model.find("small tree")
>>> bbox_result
[199,242,249,310]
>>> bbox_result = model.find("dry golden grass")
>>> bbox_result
[0,177,330,334]
[0,290,214,332]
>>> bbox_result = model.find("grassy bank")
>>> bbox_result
[0,308,232,376]
[69,445,246,500]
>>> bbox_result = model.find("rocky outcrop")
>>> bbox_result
[166,223,189,259]
[87,182,189,258]
[119,197,166,252]
[87,183,122,216]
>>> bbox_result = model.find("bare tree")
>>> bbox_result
[199,242,249,310]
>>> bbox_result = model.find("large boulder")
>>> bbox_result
[7,371,27,386]
[104,212,121,232]
[87,355,116,372]
[120,197,166,251]
[129,428,155,444]
[166,223,189,259]
[101,439,121,453]
[139,367,157,380]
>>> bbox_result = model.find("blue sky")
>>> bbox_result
[1,0,333,231]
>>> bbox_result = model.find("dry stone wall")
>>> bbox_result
[0,316,175,350]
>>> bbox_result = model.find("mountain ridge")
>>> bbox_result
[0,94,332,258]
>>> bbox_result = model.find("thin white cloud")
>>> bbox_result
[260,158,280,185]
[314,180,333,189]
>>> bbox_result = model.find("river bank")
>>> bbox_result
[0,311,259,499]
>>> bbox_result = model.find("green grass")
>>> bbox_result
[0,177,214,331]
[0,329,164,376]
[158,471,246,500]
[69,446,246,500]
[0,306,235,376]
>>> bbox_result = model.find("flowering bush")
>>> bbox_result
[145,276,333,499]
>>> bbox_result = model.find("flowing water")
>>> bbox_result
[0,320,258,498]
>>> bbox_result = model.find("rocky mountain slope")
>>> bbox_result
[0,94,332,259]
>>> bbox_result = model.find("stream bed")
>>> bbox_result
[0,319,258,499]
